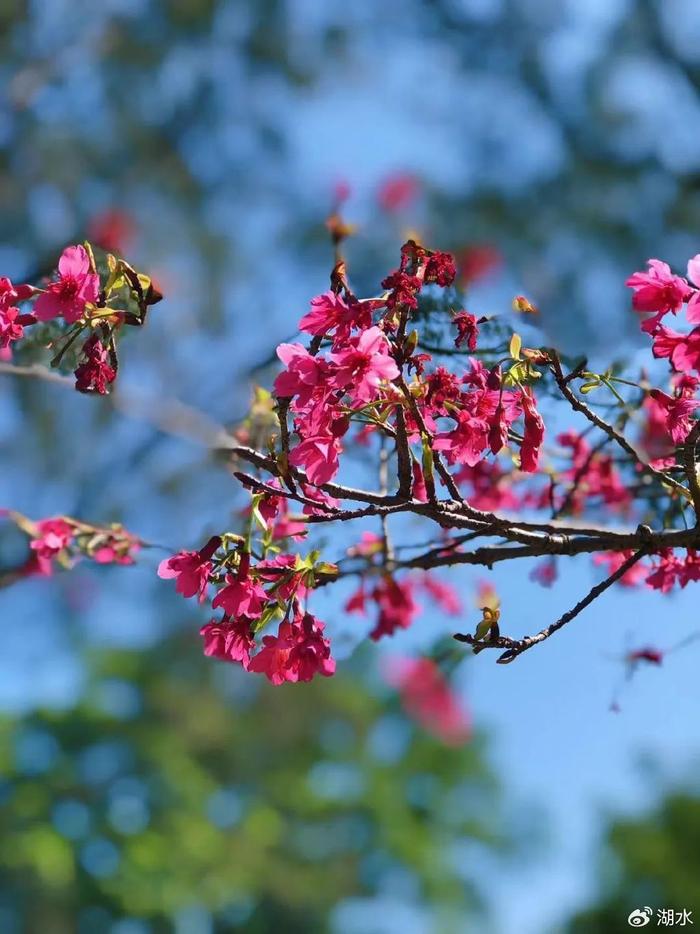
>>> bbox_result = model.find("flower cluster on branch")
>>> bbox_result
[4,227,700,685]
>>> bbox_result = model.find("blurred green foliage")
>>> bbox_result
[564,787,700,932]
[0,641,503,932]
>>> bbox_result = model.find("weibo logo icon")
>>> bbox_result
[628,907,653,927]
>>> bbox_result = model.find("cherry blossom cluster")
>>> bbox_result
[8,232,700,681]
[0,510,140,577]
[0,242,159,392]
[157,533,336,685]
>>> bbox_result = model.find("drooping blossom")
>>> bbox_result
[647,389,699,444]
[652,325,700,374]
[385,657,471,745]
[457,243,502,285]
[381,269,423,311]
[200,616,255,668]
[211,574,268,618]
[369,577,420,641]
[434,410,490,468]
[423,251,456,287]
[419,573,461,614]
[158,537,220,602]
[91,530,141,565]
[34,245,100,324]
[453,311,479,351]
[520,388,544,472]
[555,432,630,515]
[74,335,116,394]
[248,612,335,684]
[289,434,342,485]
[592,551,649,587]
[0,307,26,350]
[412,461,428,502]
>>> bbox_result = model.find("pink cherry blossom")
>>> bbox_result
[453,311,479,351]
[685,254,700,324]
[29,518,75,575]
[34,245,100,324]
[200,616,255,667]
[377,172,419,213]
[433,411,490,468]
[289,434,342,485]
[368,577,420,641]
[652,325,700,373]
[0,307,25,350]
[625,259,690,329]
[648,389,700,444]
[273,343,329,406]
[297,291,371,344]
[419,573,461,614]
[158,548,214,601]
[529,558,558,588]
[248,613,335,684]
[329,326,399,403]
[212,574,268,618]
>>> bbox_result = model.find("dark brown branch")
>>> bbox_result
[453,549,647,662]
[682,421,700,520]
[550,353,688,499]
[497,549,647,662]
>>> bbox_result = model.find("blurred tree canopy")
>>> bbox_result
[564,785,700,932]
[0,642,504,933]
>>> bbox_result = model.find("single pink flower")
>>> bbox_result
[273,342,329,406]
[87,209,136,254]
[434,411,490,468]
[329,326,399,403]
[158,544,216,602]
[423,251,456,287]
[200,616,255,668]
[298,291,371,344]
[457,243,502,285]
[419,573,461,614]
[29,518,75,575]
[411,461,428,502]
[529,558,558,588]
[345,584,368,614]
[34,245,100,324]
[212,574,268,618]
[289,434,342,485]
[625,259,690,328]
[0,306,25,350]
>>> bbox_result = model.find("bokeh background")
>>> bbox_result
[2,1,700,932]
